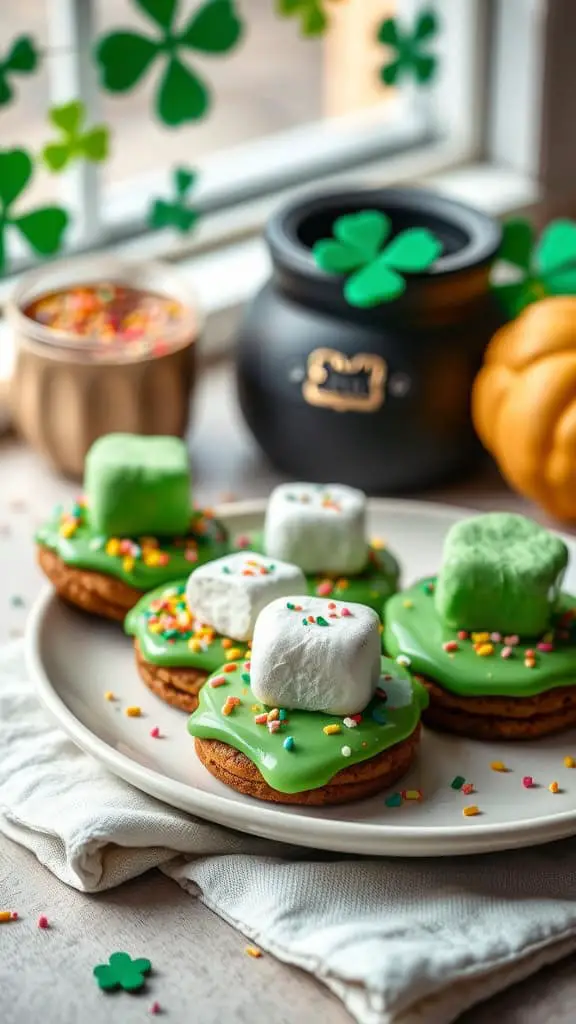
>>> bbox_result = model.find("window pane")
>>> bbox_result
[96,0,325,187]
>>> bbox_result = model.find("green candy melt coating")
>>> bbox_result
[125,580,248,670]
[385,579,576,698]
[85,433,192,537]
[36,505,228,591]
[233,530,400,617]
[435,513,568,636]
[188,658,428,794]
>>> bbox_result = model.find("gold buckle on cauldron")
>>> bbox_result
[302,348,387,413]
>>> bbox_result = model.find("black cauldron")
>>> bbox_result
[236,186,503,492]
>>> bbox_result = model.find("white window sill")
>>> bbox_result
[0,161,538,384]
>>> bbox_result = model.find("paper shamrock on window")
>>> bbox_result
[276,0,328,37]
[148,166,199,233]
[93,952,152,992]
[313,210,442,307]
[95,0,244,127]
[0,149,69,275]
[493,217,576,318]
[0,35,39,108]
[42,101,110,173]
[377,7,439,86]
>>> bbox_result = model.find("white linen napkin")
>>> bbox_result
[3,639,576,1024]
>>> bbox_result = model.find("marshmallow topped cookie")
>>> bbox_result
[250,596,381,716]
[185,551,306,642]
[385,512,576,740]
[264,483,368,575]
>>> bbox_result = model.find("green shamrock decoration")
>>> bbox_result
[0,35,39,107]
[493,217,576,318]
[95,0,244,127]
[276,0,328,37]
[313,210,442,308]
[377,8,439,86]
[0,149,69,275]
[42,101,110,173]
[148,166,199,232]
[93,952,152,992]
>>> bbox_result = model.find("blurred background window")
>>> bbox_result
[0,0,482,270]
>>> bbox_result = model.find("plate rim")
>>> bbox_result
[26,496,576,857]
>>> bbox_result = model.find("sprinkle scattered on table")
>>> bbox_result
[149,1001,162,1015]
[490,761,508,772]
[461,782,474,795]
[150,726,161,738]
[549,781,560,794]
[104,690,115,702]
[10,595,24,608]
[564,756,575,768]
[245,945,262,958]
[450,775,465,790]
[385,792,402,807]
[37,915,49,929]
[0,910,18,922]
[463,805,480,816]
[125,706,142,718]
[522,776,535,788]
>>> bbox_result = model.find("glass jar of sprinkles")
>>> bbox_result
[7,257,198,478]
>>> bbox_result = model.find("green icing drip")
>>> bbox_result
[233,530,400,616]
[125,580,248,670]
[188,658,428,793]
[36,501,229,591]
[385,578,576,698]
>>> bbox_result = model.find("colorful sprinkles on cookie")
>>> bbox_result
[125,581,249,671]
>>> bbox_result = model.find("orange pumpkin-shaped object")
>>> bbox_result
[472,297,576,521]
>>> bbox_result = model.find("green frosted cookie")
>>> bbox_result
[85,433,191,537]
[435,513,569,636]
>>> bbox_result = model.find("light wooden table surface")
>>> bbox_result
[1,362,575,1024]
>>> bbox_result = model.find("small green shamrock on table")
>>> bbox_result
[492,217,576,318]
[312,210,442,307]
[93,952,152,992]
[149,166,199,233]
[276,0,329,37]
[0,149,69,274]
[0,35,39,107]
[42,101,110,173]
[377,7,439,86]
[95,0,244,126]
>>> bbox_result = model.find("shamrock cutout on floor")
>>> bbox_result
[42,101,110,173]
[0,149,69,275]
[493,217,576,318]
[377,7,439,86]
[313,209,442,307]
[93,952,152,992]
[0,35,39,107]
[95,0,244,126]
[276,0,328,37]
[148,166,199,233]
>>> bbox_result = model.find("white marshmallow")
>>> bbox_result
[185,551,306,642]
[263,482,368,575]
[250,596,380,715]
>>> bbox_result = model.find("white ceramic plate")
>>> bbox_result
[26,499,576,857]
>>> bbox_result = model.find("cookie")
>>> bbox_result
[188,657,428,804]
[37,545,143,622]
[194,728,421,805]
[419,675,576,740]
[125,581,250,710]
[134,640,207,712]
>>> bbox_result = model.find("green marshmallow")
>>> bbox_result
[85,433,192,537]
[435,512,569,637]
